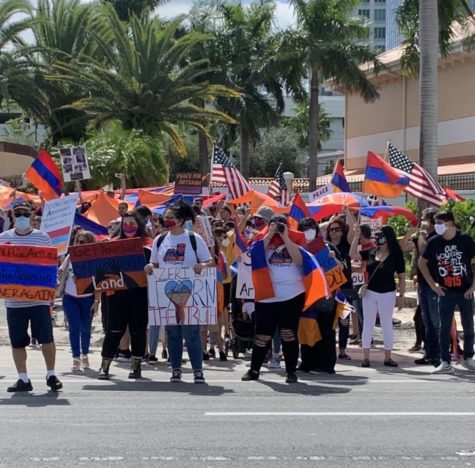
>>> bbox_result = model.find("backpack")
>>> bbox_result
[154,230,198,262]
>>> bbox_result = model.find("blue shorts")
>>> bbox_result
[7,305,54,348]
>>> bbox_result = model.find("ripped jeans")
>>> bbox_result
[250,293,305,373]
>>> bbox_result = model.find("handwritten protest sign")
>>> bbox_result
[69,238,146,294]
[309,183,333,201]
[59,146,91,182]
[351,271,365,286]
[194,215,215,247]
[310,237,347,292]
[40,194,79,255]
[174,173,202,195]
[0,245,58,301]
[236,251,254,299]
[148,266,217,325]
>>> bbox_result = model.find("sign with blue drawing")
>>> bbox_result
[147,267,217,325]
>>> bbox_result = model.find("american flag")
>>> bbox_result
[210,145,250,199]
[388,143,445,206]
[268,164,290,205]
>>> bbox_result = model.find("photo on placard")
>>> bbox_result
[63,164,73,173]
[73,146,86,163]
[59,148,72,158]
[70,172,83,181]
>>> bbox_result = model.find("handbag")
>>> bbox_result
[358,260,384,299]
[56,255,71,298]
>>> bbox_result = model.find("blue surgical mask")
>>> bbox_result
[15,216,31,230]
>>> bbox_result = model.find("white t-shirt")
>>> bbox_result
[150,230,212,268]
[259,245,304,303]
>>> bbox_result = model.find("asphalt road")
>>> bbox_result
[1,344,475,468]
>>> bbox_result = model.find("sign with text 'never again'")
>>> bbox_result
[69,238,147,294]
[148,266,217,326]
[0,245,58,301]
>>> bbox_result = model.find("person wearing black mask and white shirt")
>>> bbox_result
[0,202,62,392]
[419,211,475,374]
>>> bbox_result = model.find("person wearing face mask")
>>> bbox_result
[251,206,274,236]
[0,202,63,392]
[144,201,214,383]
[358,225,405,368]
[98,212,152,380]
[419,211,475,374]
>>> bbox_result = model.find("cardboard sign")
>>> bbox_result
[309,183,333,201]
[352,271,365,286]
[311,239,347,292]
[194,215,215,247]
[0,245,58,301]
[69,238,146,294]
[236,251,254,299]
[174,173,202,195]
[148,266,217,325]
[59,146,91,182]
[40,194,79,255]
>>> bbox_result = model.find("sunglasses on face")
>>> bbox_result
[14,212,31,218]
[329,227,342,232]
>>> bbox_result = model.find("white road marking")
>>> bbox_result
[205,411,475,417]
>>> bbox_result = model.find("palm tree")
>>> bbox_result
[101,0,168,21]
[290,0,382,191]
[52,7,236,156]
[397,0,474,185]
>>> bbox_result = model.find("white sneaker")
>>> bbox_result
[432,361,454,374]
[71,358,82,372]
[267,357,281,369]
[461,358,475,372]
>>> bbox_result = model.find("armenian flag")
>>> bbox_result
[288,193,312,228]
[25,149,63,200]
[362,151,409,198]
[330,159,351,192]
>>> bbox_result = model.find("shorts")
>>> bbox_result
[7,305,54,348]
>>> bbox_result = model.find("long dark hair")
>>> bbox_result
[378,225,403,257]
[326,217,349,243]
[166,200,196,225]
[119,211,148,239]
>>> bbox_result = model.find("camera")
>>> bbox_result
[277,223,286,234]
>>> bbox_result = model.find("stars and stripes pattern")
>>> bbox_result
[388,143,445,206]
[267,164,290,205]
[210,145,250,199]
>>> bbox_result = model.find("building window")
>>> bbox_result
[374,9,386,21]
[374,27,386,39]
[358,9,370,19]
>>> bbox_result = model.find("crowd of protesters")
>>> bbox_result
[1,190,474,393]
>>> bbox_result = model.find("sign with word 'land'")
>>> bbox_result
[40,193,79,255]
[0,245,58,301]
[69,238,147,294]
[148,266,217,326]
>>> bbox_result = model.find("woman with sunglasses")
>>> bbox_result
[59,231,99,371]
[145,201,213,384]
[355,225,405,368]
[98,211,152,380]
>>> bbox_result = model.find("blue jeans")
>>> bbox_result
[419,283,440,360]
[149,325,160,356]
[438,291,474,363]
[273,329,281,354]
[167,325,203,370]
[63,294,94,358]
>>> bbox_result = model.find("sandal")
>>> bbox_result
[384,359,398,367]
[338,353,352,360]
[361,359,371,368]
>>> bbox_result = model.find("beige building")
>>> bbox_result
[343,24,475,192]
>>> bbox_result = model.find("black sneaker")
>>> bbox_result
[7,379,33,393]
[98,368,110,380]
[203,352,210,361]
[219,350,227,361]
[146,355,158,364]
[286,372,298,384]
[170,369,182,383]
[414,357,432,365]
[241,370,259,381]
[194,370,205,384]
[115,349,131,362]
[208,348,216,358]
[161,349,168,359]
[46,375,63,391]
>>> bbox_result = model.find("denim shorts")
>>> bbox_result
[7,305,54,348]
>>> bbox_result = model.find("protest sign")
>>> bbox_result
[236,251,254,299]
[309,183,333,202]
[40,193,79,255]
[148,266,217,325]
[0,245,58,301]
[174,173,202,195]
[69,238,146,294]
[310,237,347,292]
[59,146,91,182]
[194,215,215,247]
[352,271,365,286]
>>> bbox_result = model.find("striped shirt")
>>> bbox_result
[0,229,53,308]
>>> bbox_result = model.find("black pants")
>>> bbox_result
[101,287,148,359]
[300,297,337,372]
[251,293,305,373]
[414,305,425,346]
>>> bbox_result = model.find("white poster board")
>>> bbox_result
[59,146,91,182]
[194,215,215,247]
[309,183,334,201]
[40,193,79,255]
[236,250,254,299]
[148,266,217,325]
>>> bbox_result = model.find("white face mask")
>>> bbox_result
[221,238,230,247]
[434,223,448,235]
[304,229,316,242]
[15,216,31,230]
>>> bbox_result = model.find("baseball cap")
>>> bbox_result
[254,206,275,222]
[12,202,33,213]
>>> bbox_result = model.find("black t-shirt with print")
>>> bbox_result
[333,238,353,289]
[422,231,475,293]
[366,248,405,293]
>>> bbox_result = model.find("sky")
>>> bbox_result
[157,0,296,28]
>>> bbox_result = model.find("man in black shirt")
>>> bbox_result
[419,211,475,374]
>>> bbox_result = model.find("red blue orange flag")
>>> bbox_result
[362,151,408,198]
[330,159,351,192]
[288,192,312,228]
[25,149,63,200]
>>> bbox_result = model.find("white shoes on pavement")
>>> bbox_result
[461,358,475,372]
[432,361,454,374]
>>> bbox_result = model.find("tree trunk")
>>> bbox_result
[198,132,209,177]
[240,112,251,178]
[418,0,439,211]
[308,65,319,192]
